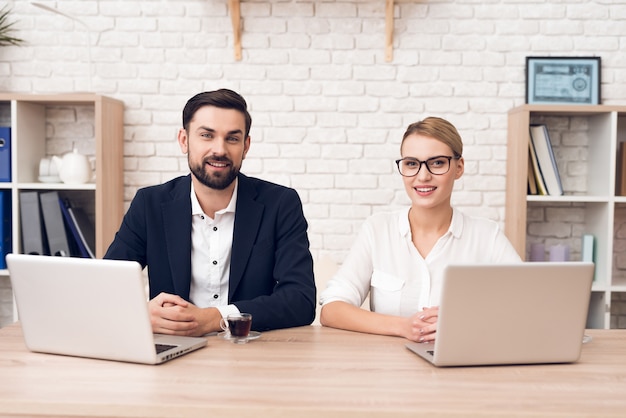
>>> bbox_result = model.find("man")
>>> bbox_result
[105,89,316,336]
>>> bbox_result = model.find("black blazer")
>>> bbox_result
[104,174,316,331]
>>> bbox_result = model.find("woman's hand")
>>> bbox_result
[405,306,439,342]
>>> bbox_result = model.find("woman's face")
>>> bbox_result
[399,134,464,210]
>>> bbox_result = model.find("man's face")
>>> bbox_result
[178,106,250,190]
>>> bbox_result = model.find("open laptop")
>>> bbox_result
[6,253,207,364]
[406,262,594,367]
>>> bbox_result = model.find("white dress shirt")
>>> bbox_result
[319,207,522,317]
[189,180,240,319]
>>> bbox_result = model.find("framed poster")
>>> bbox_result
[526,56,601,105]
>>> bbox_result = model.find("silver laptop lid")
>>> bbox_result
[7,254,206,364]
[412,262,594,367]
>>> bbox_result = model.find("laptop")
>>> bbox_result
[406,262,594,367]
[6,253,207,364]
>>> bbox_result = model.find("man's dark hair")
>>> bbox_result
[182,89,252,137]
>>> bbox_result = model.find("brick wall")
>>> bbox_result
[1,0,626,327]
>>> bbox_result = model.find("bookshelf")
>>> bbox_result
[0,93,124,326]
[505,104,626,329]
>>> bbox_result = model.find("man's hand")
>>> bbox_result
[148,292,221,336]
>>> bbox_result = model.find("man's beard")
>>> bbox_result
[189,155,239,190]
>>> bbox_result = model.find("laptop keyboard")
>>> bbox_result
[155,343,177,354]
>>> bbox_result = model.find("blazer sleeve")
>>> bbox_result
[104,189,149,267]
[231,187,316,331]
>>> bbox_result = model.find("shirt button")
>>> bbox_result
[200,215,205,220]
[213,294,219,299]
[212,260,218,265]
[213,226,218,231]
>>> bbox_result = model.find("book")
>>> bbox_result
[581,234,595,262]
[528,137,547,195]
[19,191,48,255]
[617,142,626,196]
[581,234,595,281]
[527,151,538,195]
[0,190,10,269]
[0,127,10,182]
[529,124,563,196]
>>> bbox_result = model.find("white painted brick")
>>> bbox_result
[311,34,355,50]
[138,157,179,172]
[291,174,335,190]
[269,34,312,49]
[280,144,321,159]
[287,18,330,34]
[241,2,272,17]
[263,127,307,143]
[336,174,378,189]
[246,18,287,34]
[291,50,332,65]
[263,158,306,174]
[273,3,315,17]
[316,3,358,18]
[306,159,348,174]
[311,65,352,80]
[338,97,378,112]
[310,219,353,234]
[271,112,316,128]
[294,96,337,112]
[347,128,388,144]
[125,142,156,157]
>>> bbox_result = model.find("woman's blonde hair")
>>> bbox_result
[401,117,463,158]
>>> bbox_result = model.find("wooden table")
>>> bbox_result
[0,323,625,417]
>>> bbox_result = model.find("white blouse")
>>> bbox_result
[319,208,522,317]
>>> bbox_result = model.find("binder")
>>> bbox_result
[19,191,48,255]
[59,198,95,258]
[0,190,11,269]
[39,191,72,257]
[0,127,10,182]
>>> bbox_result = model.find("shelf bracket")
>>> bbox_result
[385,0,394,62]
[228,0,242,61]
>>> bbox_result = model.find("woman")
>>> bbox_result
[319,117,521,342]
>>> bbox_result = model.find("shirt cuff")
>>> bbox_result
[216,304,240,319]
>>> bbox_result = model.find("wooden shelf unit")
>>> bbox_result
[0,93,124,262]
[505,104,626,329]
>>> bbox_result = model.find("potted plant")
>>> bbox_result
[0,6,24,46]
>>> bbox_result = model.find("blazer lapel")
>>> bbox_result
[162,176,193,299]
[229,175,264,300]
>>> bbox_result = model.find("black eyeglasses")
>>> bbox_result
[395,155,460,177]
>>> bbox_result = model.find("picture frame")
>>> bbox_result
[526,56,601,105]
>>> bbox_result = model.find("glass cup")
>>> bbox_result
[220,313,252,344]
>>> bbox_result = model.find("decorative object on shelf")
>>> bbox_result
[529,124,563,196]
[38,156,60,183]
[525,56,601,105]
[529,242,545,262]
[0,6,24,47]
[549,244,570,262]
[52,148,94,185]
